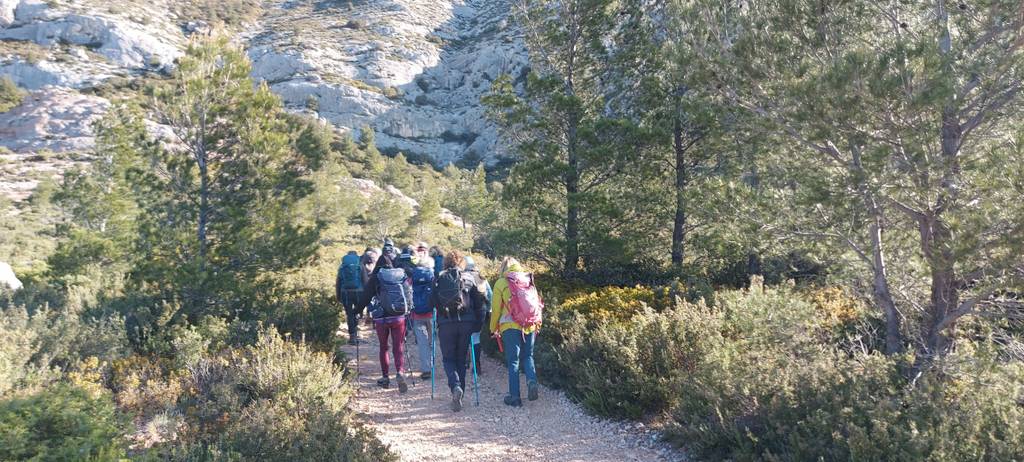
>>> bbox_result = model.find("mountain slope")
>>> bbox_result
[0,0,526,200]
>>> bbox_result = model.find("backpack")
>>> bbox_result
[377,268,412,317]
[339,253,362,290]
[411,266,434,314]
[435,269,470,318]
[433,255,444,277]
[506,272,543,329]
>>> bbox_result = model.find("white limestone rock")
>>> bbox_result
[0,54,123,90]
[0,262,21,292]
[1,13,182,70]
[0,86,110,153]
[248,0,528,165]
[0,0,18,26]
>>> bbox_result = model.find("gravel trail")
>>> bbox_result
[339,329,686,462]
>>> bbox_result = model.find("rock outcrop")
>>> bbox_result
[0,261,22,291]
[0,0,527,200]
[0,86,109,152]
[246,0,527,165]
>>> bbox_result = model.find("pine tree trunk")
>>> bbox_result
[918,107,964,362]
[853,145,903,355]
[671,108,687,268]
[198,152,209,268]
[565,122,580,278]
[868,217,902,355]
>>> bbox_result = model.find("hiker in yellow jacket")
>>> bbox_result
[489,257,540,407]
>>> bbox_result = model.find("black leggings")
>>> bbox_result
[340,290,363,339]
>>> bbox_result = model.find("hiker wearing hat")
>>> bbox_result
[381,238,399,261]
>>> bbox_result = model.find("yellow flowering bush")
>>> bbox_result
[557,285,673,324]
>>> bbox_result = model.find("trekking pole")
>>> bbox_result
[469,335,480,406]
[430,308,436,400]
[403,319,414,387]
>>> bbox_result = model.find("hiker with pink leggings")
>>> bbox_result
[359,248,413,393]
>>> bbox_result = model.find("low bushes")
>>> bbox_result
[1,295,395,461]
[138,330,396,461]
[557,285,673,325]
[536,280,1024,460]
[0,383,127,461]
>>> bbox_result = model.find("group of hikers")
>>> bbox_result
[336,239,543,411]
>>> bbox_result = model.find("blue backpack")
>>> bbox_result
[411,266,434,314]
[338,253,362,290]
[433,255,444,277]
[377,268,412,317]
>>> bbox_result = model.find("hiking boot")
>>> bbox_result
[527,382,539,401]
[376,377,390,389]
[420,371,431,380]
[397,374,408,393]
[452,386,464,412]
[347,338,364,346]
[503,395,522,407]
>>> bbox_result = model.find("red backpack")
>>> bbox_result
[506,272,543,329]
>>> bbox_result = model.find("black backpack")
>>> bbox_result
[435,269,470,318]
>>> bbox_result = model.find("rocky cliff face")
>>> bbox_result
[0,0,525,201]
[247,0,526,165]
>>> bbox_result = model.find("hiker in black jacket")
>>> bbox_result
[430,250,486,412]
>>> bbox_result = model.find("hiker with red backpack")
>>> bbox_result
[430,250,487,412]
[489,257,543,407]
[358,252,413,393]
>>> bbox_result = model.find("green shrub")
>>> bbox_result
[537,280,1024,460]
[174,0,262,26]
[260,289,342,349]
[0,304,127,396]
[662,283,1024,461]
[0,383,128,461]
[383,86,403,100]
[537,301,716,419]
[0,76,26,112]
[536,281,720,418]
[670,348,1024,461]
[144,329,396,461]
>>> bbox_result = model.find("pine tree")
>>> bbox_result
[682,0,1024,359]
[485,0,637,276]
[50,106,152,279]
[132,37,323,322]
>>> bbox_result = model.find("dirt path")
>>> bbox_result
[339,327,686,462]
